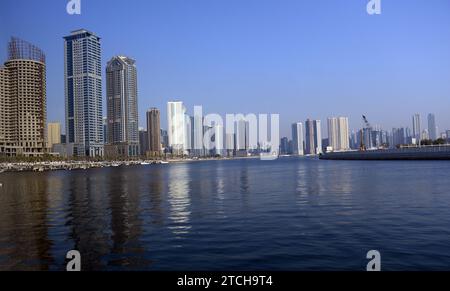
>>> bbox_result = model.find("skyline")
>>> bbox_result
[2,0,450,137]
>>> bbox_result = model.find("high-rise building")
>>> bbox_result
[167,101,187,155]
[64,29,103,157]
[412,114,421,144]
[428,113,438,141]
[138,128,149,156]
[236,119,248,151]
[291,123,304,156]
[305,119,322,155]
[47,122,62,150]
[212,124,224,156]
[327,117,349,151]
[392,128,406,148]
[147,108,161,156]
[0,37,46,157]
[105,56,139,157]
[280,137,289,155]
[161,129,169,152]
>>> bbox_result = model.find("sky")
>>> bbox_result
[1,0,450,138]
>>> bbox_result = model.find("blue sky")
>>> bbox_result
[1,0,450,137]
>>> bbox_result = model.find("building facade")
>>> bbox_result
[291,122,304,156]
[412,114,421,144]
[64,29,103,157]
[105,56,139,157]
[0,38,46,157]
[167,101,187,155]
[428,113,437,141]
[147,108,162,156]
[47,122,62,150]
[327,117,350,152]
[305,119,322,155]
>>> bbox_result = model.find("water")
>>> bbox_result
[1,157,450,271]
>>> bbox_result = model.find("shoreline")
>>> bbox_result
[0,155,264,173]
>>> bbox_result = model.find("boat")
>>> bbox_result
[320,145,450,161]
[140,162,151,165]
[160,161,169,164]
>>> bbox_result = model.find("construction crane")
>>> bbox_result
[360,115,372,151]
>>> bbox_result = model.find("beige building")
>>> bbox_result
[0,38,46,157]
[327,117,350,152]
[47,122,61,150]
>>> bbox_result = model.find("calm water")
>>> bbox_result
[1,157,450,271]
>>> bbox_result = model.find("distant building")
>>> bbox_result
[167,101,187,155]
[225,133,235,157]
[305,119,322,155]
[392,128,406,148]
[147,108,162,156]
[412,114,421,144]
[161,129,169,152]
[105,56,139,158]
[139,128,149,156]
[280,137,289,155]
[428,113,438,141]
[291,123,304,156]
[327,117,350,152]
[64,29,103,157]
[212,124,224,156]
[0,37,47,157]
[47,122,62,150]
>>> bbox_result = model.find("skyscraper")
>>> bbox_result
[412,114,421,144]
[105,56,139,157]
[47,122,62,150]
[428,113,437,141]
[147,108,162,156]
[327,117,349,151]
[0,37,46,157]
[291,122,304,156]
[64,29,103,157]
[236,119,248,151]
[305,119,322,155]
[167,101,187,155]
[392,127,406,148]
[138,128,149,156]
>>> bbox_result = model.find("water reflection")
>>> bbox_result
[167,165,191,237]
[0,173,52,271]
[66,172,110,270]
[147,168,164,226]
[106,168,147,269]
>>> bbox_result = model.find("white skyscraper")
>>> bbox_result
[236,119,248,151]
[213,124,224,156]
[412,114,421,143]
[428,113,437,141]
[291,122,304,156]
[167,101,187,155]
[327,117,350,152]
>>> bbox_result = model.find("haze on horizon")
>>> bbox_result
[1,0,449,138]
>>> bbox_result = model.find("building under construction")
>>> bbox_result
[0,37,47,157]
